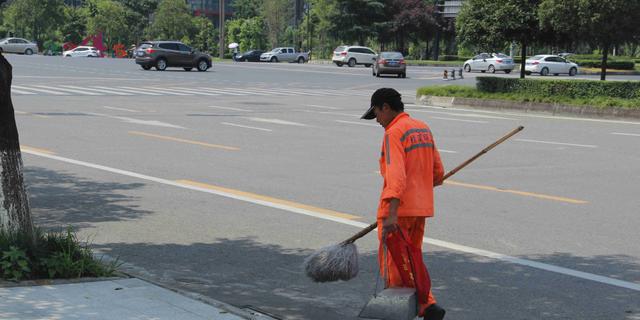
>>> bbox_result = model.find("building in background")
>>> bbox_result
[188,0,233,27]
[441,0,464,18]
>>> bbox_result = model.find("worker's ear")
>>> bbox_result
[382,103,391,112]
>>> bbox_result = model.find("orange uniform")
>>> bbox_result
[376,112,444,316]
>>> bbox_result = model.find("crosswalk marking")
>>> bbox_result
[9,85,375,98]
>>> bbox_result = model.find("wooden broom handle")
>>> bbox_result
[343,126,524,245]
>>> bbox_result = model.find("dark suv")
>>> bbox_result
[135,41,212,72]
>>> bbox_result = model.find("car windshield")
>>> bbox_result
[269,48,280,53]
[138,43,152,49]
[380,52,403,59]
[334,46,346,52]
[493,53,509,58]
[529,55,545,60]
[0,38,6,42]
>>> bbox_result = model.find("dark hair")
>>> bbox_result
[371,88,404,112]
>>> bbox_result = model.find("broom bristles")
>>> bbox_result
[304,242,359,282]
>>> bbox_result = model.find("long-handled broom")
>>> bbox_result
[304,126,524,282]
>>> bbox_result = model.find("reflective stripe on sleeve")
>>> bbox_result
[385,135,391,165]
[400,128,431,142]
[405,143,434,153]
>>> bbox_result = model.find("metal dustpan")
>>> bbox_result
[358,287,418,320]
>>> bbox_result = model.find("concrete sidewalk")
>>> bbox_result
[0,278,246,320]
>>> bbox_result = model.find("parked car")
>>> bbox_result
[135,41,212,71]
[0,37,38,55]
[372,52,406,78]
[235,50,264,62]
[525,55,578,76]
[463,53,515,74]
[259,47,309,63]
[332,45,377,67]
[63,46,101,57]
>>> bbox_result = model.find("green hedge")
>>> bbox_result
[572,59,635,70]
[476,77,640,99]
[438,55,470,61]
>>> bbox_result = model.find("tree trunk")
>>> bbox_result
[600,43,609,81]
[0,53,34,239]
[520,41,527,79]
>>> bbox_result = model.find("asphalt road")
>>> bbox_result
[6,54,640,320]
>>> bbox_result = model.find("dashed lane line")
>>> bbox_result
[20,148,640,292]
[128,131,239,151]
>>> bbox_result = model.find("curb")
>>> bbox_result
[94,252,263,320]
[417,95,640,120]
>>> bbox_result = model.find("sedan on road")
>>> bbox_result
[464,53,516,74]
[0,37,38,55]
[235,50,264,62]
[63,46,101,57]
[525,54,579,76]
[372,52,406,78]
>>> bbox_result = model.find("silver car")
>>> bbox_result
[525,55,578,76]
[0,37,38,55]
[464,53,515,74]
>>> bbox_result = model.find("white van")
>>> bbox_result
[332,45,377,67]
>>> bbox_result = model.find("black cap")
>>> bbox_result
[361,88,402,120]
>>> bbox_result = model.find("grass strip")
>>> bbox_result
[417,85,640,109]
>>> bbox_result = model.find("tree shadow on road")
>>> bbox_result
[23,166,151,229]
[93,238,640,320]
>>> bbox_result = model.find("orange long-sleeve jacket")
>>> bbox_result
[377,113,444,218]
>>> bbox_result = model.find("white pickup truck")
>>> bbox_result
[260,47,309,63]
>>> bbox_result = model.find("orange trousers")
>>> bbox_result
[377,217,436,316]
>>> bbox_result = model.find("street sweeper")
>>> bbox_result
[360,88,446,320]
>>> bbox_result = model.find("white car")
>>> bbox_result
[463,53,516,74]
[332,45,377,67]
[63,46,101,57]
[525,55,578,76]
[0,37,38,55]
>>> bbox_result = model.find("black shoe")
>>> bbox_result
[423,303,446,320]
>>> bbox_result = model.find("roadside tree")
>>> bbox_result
[59,5,87,45]
[0,53,34,239]
[261,0,291,48]
[1,0,65,49]
[147,0,195,41]
[327,0,385,45]
[116,0,158,44]
[85,0,129,50]
[232,0,263,19]
[539,0,640,80]
[191,16,217,53]
[457,0,541,78]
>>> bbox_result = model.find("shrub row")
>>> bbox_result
[476,77,640,99]
[438,55,470,61]
[572,59,635,70]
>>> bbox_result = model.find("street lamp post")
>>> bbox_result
[305,2,311,60]
[219,0,225,59]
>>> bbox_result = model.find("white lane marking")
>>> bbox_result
[20,149,640,293]
[12,85,69,95]
[249,88,297,96]
[335,120,378,127]
[414,104,640,125]
[246,117,307,127]
[431,116,488,124]
[207,106,251,112]
[120,86,190,96]
[221,122,272,132]
[268,88,317,96]
[95,86,161,96]
[33,85,102,95]
[307,104,339,110]
[10,88,36,95]
[64,85,133,96]
[103,106,140,113]
[406,108,517,120]
[611,132,640,137]
[150,87,220,96]
[87,112,185,129]
[193,87,245,96]
[219,88,274,96]
[515,138,597,148]
[299,110,361,117]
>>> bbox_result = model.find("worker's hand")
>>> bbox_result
[382,214,398,238]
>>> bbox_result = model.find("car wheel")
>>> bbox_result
[540,67,549,76]
[401,73,406,78]
[569,67,577,76]
[156,58,167,71]
[525,71,532,75]
[297,57,305,64]
[197,59,209,72]
[364,64,372,68]
[488,65,496,73]
[504,69,511,74]
[335,62,343,67]
[348,58,356,67]
[270,57,278,63]
[142,66,151,70]
[24,48,33,55]
[65,54,71,57]
[184,67,193,71]
[464,64,471,72]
